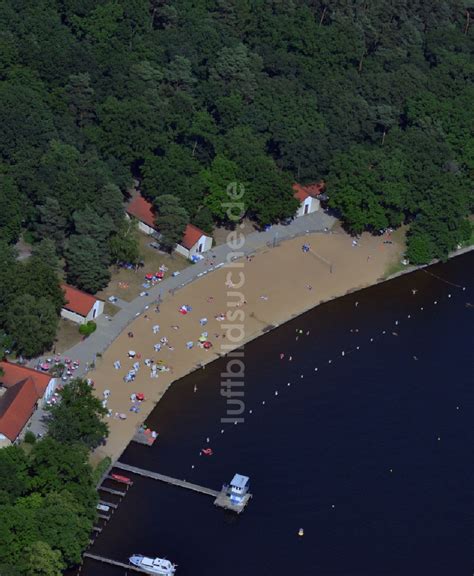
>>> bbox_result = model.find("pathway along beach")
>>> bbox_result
[90,229,402,463]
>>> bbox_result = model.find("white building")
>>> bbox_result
[61,284,104,325]
[292,182,325,217]
[174,224,213,260]
[126,194,213,260]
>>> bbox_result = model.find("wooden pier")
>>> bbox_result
[99,486,126,497]
[114,462,219,497]
[113,462,252,512]
[99,500,118,509]
[83,553,144,573]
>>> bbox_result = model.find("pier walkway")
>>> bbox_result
[83,553,144,573]
[114,461,219,497]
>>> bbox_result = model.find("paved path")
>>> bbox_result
[28,211,335,436]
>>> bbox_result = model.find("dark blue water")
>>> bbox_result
[83,253,474,576]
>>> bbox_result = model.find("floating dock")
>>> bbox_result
[214,490,252,513]
[132,426,158,446]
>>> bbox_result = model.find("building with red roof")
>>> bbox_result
[0,362,57,446]
[292,181,326,217]
[126,194,213,260]
[61,284,104,325]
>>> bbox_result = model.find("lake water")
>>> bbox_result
[82,252,473,576]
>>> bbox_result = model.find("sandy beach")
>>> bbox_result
[90,228,402,463]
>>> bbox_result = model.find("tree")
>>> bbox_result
[35,492,92,567]
[0,175,23,244]
[28,438,96,511]
[154,195,189,252]
[64,73,95,128]
[23,541,65,576]
[0,446,29,504]
[34,198,67,252]
[201,155,239,222]
[20,257,64,314]
[46,379,108,450]
[109,219,141,264]
[6,295,58,357]
[65,235,110,293]
[31,239,59,272]
[72,205,113,265]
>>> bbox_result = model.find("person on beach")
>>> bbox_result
[153,324,160,334]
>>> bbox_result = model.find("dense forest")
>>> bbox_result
[0,0,473,357]
[0,379,108,576]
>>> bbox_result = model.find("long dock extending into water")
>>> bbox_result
[114,462,252,513]
[114,461,219,497]
[83,553,144,573]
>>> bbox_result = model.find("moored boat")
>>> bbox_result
[111,473,133,485]
[129,554,177,575]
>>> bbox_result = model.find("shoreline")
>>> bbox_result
[90,233,473,468]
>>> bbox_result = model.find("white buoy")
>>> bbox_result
[407,315,411,319]
[434,301,437,305]
[389,468,393,473]
[221,429,224,433]
[314,367,318,371]
[456,406,459,410]
[206,437,210,443]
[421,307,424,310]
[287,382,291,386]
[298,528,304,537]
[448,294,451,298]
[356,346,360,350]
[382,331,386,334]
[192,465,195,469]
[370,338,373,342]
[331,504,335,509]
[300,374,304,379]
[234,421,238,425]
[342,351,345,356]
[249,410,253,414]
[395,320,398,325]
[262,401,265,405]
[437,436,440,440]
[328,360,332,364]
[275,391,278,396]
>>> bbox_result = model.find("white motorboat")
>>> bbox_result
[129,554,177,575]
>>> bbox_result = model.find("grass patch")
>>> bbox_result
[384,259,407,279]
[98,234,190,303]
[47,318,84,355]
[92,456,112,484]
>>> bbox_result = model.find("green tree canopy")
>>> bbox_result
[65,235,110,293]
[46,379,108,450]
[154,194,189,252]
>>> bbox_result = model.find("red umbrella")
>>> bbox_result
[145,273,154,280]
[136,393,145,401]
[155,271,164,279]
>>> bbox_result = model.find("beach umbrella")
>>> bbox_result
[136,393,145,401]
[145,273,154,280]
[128,350,136,357]
[203,341,212,349]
